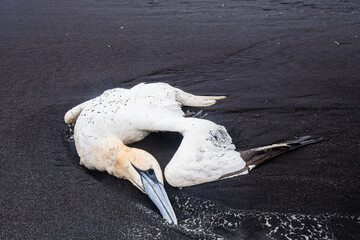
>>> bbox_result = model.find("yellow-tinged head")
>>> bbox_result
[110,145,163,190]
[109,144,177,224]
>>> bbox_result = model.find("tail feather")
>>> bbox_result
[240,136,325,171]
[64,101,90,124]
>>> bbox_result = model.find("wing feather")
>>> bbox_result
[162,118,246,187]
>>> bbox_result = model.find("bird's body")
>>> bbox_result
[65,82,324,224]
[66,82,246,187]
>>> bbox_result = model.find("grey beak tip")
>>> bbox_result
[138,169,178,224]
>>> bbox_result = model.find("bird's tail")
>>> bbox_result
[64,101,90,124]
[239,135,325,171]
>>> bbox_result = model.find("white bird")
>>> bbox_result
[64,82,323,224]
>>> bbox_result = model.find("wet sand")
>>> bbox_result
[1,0,359,239]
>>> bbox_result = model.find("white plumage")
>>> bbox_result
[65,82,246,187]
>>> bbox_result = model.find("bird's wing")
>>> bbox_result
[142,117,246,187]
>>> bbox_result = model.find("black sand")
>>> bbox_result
[1,0,359,239]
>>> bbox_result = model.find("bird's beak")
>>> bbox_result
[138,170,178,225]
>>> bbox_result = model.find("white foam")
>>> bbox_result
[169,195,359,239]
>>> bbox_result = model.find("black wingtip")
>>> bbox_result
[288,135,325,146]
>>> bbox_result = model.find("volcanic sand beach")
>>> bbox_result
[1,0,360,239]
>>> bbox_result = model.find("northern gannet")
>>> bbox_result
[64,82,323,224]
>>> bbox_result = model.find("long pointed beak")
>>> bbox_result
[139,170,178,225]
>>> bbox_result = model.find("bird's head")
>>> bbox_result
[112,145,177,224]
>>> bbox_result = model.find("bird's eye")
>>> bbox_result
[147,169,155,176]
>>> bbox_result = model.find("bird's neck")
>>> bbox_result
[106,142,134,179]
